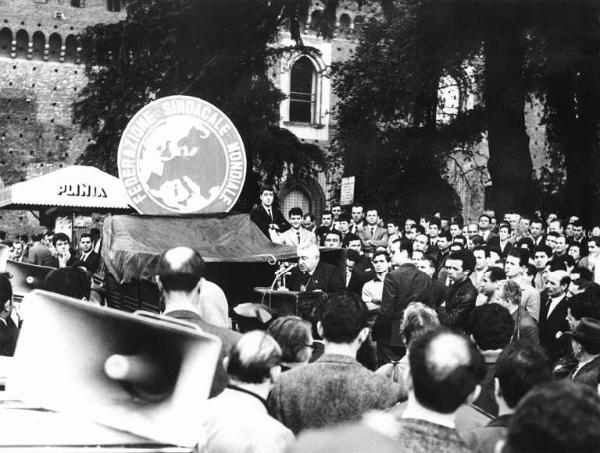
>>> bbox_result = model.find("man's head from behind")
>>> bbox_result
[318,291,369,346]
[503,381,600,453]
[409,328,486,414]
[156,247,205,299]
[468,304,514,351]
[44,267,92,300]
[226,331,282,385]
[494,341,552,411]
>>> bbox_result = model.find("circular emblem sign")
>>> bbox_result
[118,95,246,215]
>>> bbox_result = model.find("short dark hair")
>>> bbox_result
[472,245,488,257]
[429,217,441,229]
[52,232,70,246]
[325,230,342,242]
[227,331,282,384]
[453,235,467,245]
[448,250,476,273]
[499,223,512,233]
[479,214,491,223]
[495,341,552,409]
[19,234,29,243]
[32,233,44,242]
[321,210,332,218]
[504,381,600,453]
[0,274,12,306]
[80,232,92,241]
[468,304,514,350]
[439,231,452,241]
[534,245,553,258]
[343,233,362,248]
[346,249,361,263]
[157,247,205,293]
[267,316,312,363]
[289,207,303,218]
[258,184,274,195]
[409,328,486,414]
[486,266,507,282]
[320,291,368,343]
[392,238,413,255]
[372,250,390,262]
[507,249,529,267]
[338,213,350,223]
[588,237,599,248]
[44,267,92,300]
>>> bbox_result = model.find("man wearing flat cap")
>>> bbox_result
[566,317,600,387]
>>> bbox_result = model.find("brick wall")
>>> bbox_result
[0,0,123,236]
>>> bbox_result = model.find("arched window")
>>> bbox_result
[309,10,323,31]
[289,56,316,124]
[32,31,45,61]
[354,15,364,30]
[48,32,61,62]
[64,34,78,62]
[15,29,28,59]
[0,28,11,58]
[282,190,311,220]
[339,14,351,31]
[107,0,120,12]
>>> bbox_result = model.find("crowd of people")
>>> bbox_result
[0,184,600,451]
[240,184,600,452]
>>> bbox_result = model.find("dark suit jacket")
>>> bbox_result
[249,204,289,238]
[373,263,432,347]
[346,269,371,296]
[487,237,513,257]
[0,318,18,356]
[79,251,101,274]
[437,277,477,331]
[431,279,447,308]
[538,294,570,364]
[166,309,241,397]
[287,262,345,294]
[569,355,600,388]
[268,354,404,434]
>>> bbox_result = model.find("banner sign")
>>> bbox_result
[340,176,355,206]
[118,96,246,215]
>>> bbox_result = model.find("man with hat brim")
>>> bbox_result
[565,317,600,388]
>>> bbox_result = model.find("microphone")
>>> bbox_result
[275,262,297,278]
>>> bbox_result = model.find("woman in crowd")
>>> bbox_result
[375,302,439,384]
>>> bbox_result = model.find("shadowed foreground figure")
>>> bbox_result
[268,291,404,434]
[501,380,600,453]
[199,331,294,453]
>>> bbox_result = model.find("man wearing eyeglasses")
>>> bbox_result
[286,244,344,294]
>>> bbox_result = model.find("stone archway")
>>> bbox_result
[279,175,326,219]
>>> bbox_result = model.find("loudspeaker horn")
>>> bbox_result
[7,290,222,448]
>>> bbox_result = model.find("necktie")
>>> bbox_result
[371,226,375,236]
[268,208,273,222]
[297,231,301,244]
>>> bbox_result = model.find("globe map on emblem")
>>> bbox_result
[138,116,227,213]
[119,96,246,215]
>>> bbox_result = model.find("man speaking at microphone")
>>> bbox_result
[286,244,344,294]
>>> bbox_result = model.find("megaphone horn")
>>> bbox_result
[9,290,222,448]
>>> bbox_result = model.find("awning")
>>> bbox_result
[0,166,131,210]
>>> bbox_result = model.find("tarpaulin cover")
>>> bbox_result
[102,213,298,284]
